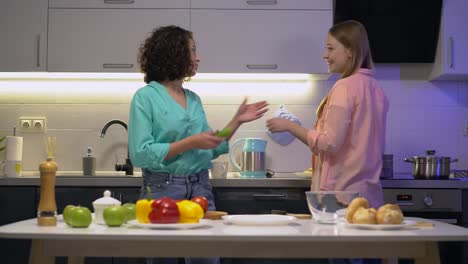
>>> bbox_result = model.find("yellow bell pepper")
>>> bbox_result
[136,187,153,223]
[176,200,204,223]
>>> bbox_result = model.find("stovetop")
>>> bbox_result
[382,173,468,189]
[387,171,468,181]
[451,170,468,179]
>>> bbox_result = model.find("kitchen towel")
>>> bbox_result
[5,136,23,161]
[266,105,302,146]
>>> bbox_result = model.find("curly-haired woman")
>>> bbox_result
[128,25,268,264]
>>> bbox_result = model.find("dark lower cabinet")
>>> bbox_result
[213,188,310,214]
[0,187,36,264]
[49,187,141,215]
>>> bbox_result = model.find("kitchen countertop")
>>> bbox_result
[0,216,467,263]
[1,172,468,189]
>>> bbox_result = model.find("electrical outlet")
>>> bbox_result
[33,119,45,130]
[20,119,32,130]
[18,116,46,132]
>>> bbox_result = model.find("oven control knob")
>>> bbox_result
[423,196,433,207]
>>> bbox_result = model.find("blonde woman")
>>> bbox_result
[267,20,389,210]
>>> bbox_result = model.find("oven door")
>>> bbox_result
[384,189,466,264]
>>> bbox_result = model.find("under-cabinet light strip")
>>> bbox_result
[0,72,317,82]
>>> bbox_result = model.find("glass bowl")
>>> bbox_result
[305,191,359,224]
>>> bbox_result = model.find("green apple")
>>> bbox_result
[62,205,76,226]
[121,203,136,223]
[214,127,232,137]
[103,205,125,227]
[67,206,92,228]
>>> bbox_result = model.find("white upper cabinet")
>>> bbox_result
[48,9,190,72]
[430,0,468,80]
[191,0,331,10]
[3,0,331,73]
[191,6,332,73]
[0,0,48,71]
[49,0,190,8]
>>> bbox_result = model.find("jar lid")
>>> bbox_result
[92,190,121,206]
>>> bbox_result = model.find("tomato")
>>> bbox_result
[191,196,209,213]
[149,197,180,224]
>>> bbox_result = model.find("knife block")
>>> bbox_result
[37,157,58,226]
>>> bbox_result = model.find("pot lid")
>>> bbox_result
[410,150,453,163]
[92,190,121,206]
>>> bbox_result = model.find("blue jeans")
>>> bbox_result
[141,169,219,264]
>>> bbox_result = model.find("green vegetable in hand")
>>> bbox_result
[214,127,232,137]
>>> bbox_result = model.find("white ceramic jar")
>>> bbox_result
[92,190,121,225]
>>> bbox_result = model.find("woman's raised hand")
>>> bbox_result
[234,98,269,124]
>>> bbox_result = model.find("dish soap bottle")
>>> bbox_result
[83,147,96,176]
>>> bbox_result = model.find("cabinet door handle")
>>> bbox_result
[447,36,453,68]
[396,202,414,206]
[246,0,278,5]
[104,0,135,4]
[246,64,278,70]
[102,63,134,69]
[252,194,287,200]
[36,34,41,67]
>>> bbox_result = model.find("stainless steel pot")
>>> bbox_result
[404,150,458,179]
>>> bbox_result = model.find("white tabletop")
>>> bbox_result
[1,216,468,264]
[1,216,467,242]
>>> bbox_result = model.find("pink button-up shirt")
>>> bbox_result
[307,69,389,207]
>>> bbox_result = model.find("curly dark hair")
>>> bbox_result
[138,25,193,84]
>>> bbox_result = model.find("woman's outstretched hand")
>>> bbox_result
[234,98,269,124]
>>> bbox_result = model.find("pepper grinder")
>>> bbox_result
[37,137,58,226]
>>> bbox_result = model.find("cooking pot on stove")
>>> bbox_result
[404,150,458,179]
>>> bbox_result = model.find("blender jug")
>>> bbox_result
[229,138,267,178]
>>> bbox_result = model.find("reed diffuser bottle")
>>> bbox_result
[37,136,58,226]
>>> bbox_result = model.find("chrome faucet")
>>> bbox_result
[100,119,133,175]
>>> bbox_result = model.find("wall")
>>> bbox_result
[0,64,467,175]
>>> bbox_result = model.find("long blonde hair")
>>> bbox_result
[316,20,374,118]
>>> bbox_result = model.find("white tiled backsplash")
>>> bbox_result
[0,64,467,174]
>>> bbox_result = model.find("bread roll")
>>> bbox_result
[346,197,369,223]
[203,211,228,220]
[352,207,377,224]
[376,204,404,224]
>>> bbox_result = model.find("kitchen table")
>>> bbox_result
[1,217,468,264]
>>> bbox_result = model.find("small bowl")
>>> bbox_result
[92,190,121,225]
[305,191,358,224]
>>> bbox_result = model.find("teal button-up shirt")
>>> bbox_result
[129,81,228,175]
